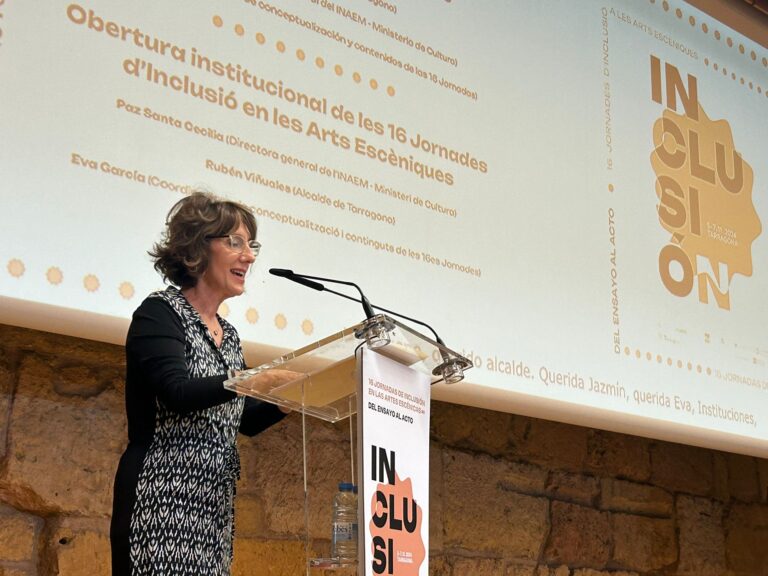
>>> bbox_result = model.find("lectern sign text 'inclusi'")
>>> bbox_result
[360,348,431,576]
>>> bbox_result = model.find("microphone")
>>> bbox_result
[268,268,292,278]
[269,268,375,319]
[268,268,324,291]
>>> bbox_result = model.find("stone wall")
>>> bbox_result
[0,323,765,576]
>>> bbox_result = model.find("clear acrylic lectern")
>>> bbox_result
[224,315,472,575]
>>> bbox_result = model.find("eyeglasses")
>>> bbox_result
[207,234,261,257]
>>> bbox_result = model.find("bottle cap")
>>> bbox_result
[338,482,358,493]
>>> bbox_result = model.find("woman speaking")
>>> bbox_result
[110,191,286,575]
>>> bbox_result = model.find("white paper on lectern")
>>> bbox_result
[360,348,431,576]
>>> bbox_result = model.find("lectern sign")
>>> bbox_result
[359,348,430,576]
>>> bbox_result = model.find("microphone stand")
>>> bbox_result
[269,269,470,383]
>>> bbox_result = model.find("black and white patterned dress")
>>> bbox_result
[110,286,284,576]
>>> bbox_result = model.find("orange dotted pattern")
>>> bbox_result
[5,260,316,337]
[119,281,135,300]
[623,345,713,375]
[83,274,100,293]
[211,14,396,97]
[702,56,768,97]
[47,266,64,285]
[647,0,768,100]
[8,259,142,299]
[7,258,25,278]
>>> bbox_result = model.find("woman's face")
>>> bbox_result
[203,221,256,301]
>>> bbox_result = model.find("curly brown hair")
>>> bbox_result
[149,191,257,288]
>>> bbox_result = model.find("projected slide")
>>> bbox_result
[1,1,766,456]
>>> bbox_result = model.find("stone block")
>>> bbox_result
[0,506,41,562]
[543,501,610,568]
[504,565,537,576]
[586,430,650,482]
[307,558,356,576]
[431,401,513,455]
[572,570,639,576]
[428,555,451,576]
[0,354,15,462]
[515,419,589,471]
[48,518,110,576]
[507,566,570,576]
[497,460,549,495]
[725,503,768,574]
[451,557,505,576]
[611,513,676,572]
[650,441,713,496]
[758,459,768,503]
[675,495,725,575]
[445,448,546,497]
[309,567,356,576]
[443,450,549,559]
[53,364,115,398]
[235,495,268,537]
[0,567,32,576]
[429,443,443,552]
[0,325,125,373]
[600,478,673,516]
[726,454,760,503]
[232,539,306,576]
[509,416,532,450]
[0,355,125,516]
[546,471,599,506]
[239,413,348,539]
[713,452,730,502]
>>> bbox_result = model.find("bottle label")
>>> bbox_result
[333,521,358,542]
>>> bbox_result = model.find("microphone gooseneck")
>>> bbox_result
[268,269,324,291]
[269,269,445,343]
[269,268,374,319]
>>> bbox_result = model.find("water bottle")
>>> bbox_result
[331,482,358,564]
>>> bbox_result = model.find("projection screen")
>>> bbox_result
[1,1,766,456]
